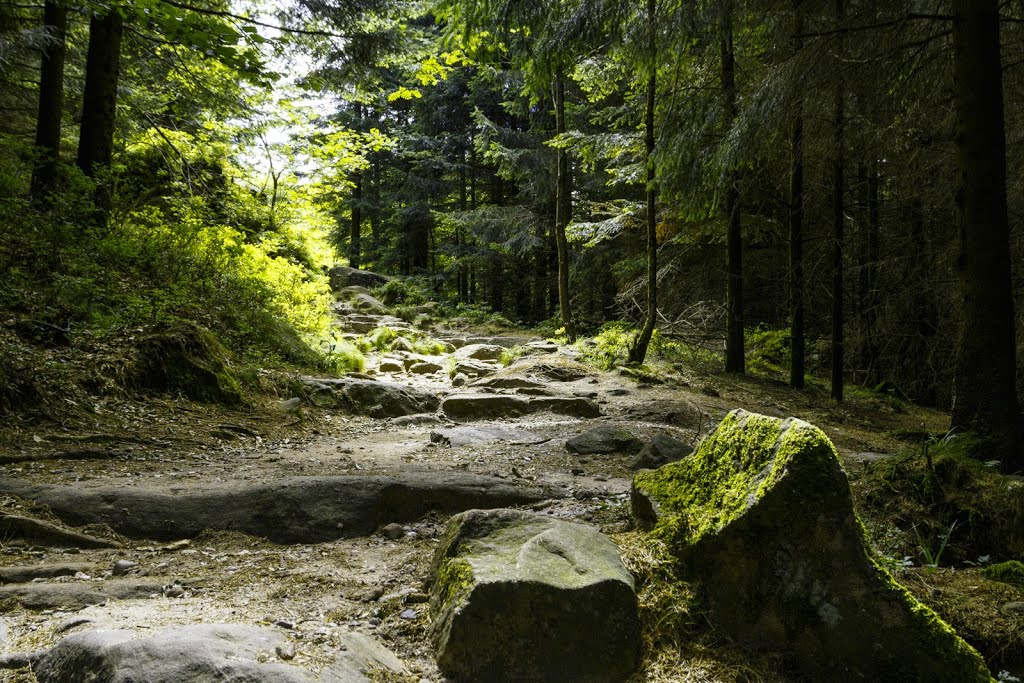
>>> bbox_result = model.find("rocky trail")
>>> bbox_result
[0,286,959,682]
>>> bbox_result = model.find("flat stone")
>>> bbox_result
[329,266,390,291]
[0,579,162,610]
[453,359,499,378]
[631,409,992,682]
[429,509,639,683]
[454,344,505,361]
[628,434,694,470]
[0,564,92,584]
[34,623,407,683]
[442,395,600,421]
[566,425,644,455]
[0,474,565,544]
[377,359,404,373]
[408,361,443,375]
[430,426,546,448]
[471,376,547,390]
[295,376,438,418]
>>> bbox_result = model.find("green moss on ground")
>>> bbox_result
[982,560,1024,587]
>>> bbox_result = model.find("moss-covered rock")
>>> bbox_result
[631,409,993,682]
[428,508,640,683]
[129,322,243,405]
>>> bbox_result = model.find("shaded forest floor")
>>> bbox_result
[0,299,1022,682]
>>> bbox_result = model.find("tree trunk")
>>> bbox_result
[350,172,362,269]
[629,0,658,365]
[789,0,805,389]
[553,68,576,342]
[30,0,67,203]
[77,10,123,179]
[950,0,1020,471]
[721,2,744,373]
[830,0,845,402]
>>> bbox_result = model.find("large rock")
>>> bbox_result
[628,433,694,470]
[454,343,505,361]
[442,394,601,420]
[328,265,390,291]
[296,376,438,418]
[0,474,564,543]
[565,425,643,455]
[631,409,992,682]
[453,359,499,378]
[34,623,405,683]
[428,509,640,683]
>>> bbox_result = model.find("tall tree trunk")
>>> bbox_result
[350,172,362,269]
[30,1,67,202]
[830,0,845,402]
[629,0,658,365]
[789,0,805,389]
[77,10,123,178]
[349,103,363,269]
[721,2,744,373]
[553,68,576,342]
[950,0,1020,471]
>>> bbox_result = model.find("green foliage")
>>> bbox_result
[852,434,1024,565]
[576,320,636,370]
[981,561,1024,587]
[746,325,790,377]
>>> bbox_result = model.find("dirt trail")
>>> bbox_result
[0,308,951,681]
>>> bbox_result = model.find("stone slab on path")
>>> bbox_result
[631,409,993,682]
[428,508,640,683]
[35,623,406,683]
[295,376,439,418]
[430,425,547,448]
[0,473,565,544]
[442,394,601,420]
[0,579,163,610]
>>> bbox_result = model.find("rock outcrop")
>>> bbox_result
[442,394,601,420]
[565,425,643,455]
[428,509,640,683]
[34,623,406,683]
[0,473,564,543]
[628,433,694,470]
[631,409,993,682]
[295,376,439,418]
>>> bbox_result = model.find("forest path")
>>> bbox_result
[0,305,952,681]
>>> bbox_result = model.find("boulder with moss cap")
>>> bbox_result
[631,408,994,682]
[427,508,640,683]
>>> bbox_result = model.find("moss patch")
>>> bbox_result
[634,410,835,547]
[982,561,1024,588]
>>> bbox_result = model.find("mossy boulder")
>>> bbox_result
[631,409,993,682]
[428,508,640,683]
[129,323,242,405]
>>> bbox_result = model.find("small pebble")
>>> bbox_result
[274,620,295,630]
[276,643,295,660]
[368,617,381,627]
[404,592,429,604]
[399,609,417,620]
[571,468,585,475]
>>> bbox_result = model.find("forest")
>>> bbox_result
[1,0,1024,682]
